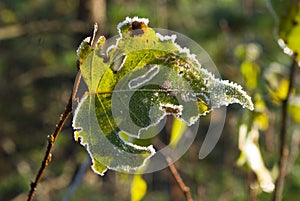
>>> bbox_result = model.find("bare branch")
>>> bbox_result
[27,95,73,201]
[166,157,193,201]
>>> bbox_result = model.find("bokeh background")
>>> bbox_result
[1,0,299,200]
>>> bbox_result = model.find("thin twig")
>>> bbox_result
[27,95,73,201]
[272,58,297,201]
[166,157,193,201]
[27,22,99,201]
[153,125,193,201]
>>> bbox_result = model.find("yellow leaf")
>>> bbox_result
[169,118,187,148]
[253,96,269,131]
[131,174,147,201]
[240,61,259,90]
[254,113,269,131]
[277,1,300,62]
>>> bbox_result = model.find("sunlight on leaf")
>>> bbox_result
[237,124,275,193]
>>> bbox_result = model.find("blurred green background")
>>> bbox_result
[0,0,299,200]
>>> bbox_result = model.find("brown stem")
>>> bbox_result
[153,138,193,201]
[166,157,193,201]
[27,95,73,201]
[272,58,297,201]
[27,23,98,201]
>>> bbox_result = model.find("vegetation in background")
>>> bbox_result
[0,0,299,200]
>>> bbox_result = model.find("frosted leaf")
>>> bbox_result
[72,17,253,174]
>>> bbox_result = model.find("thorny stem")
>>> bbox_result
[27,95,73,201]
[272,58,297,201]
[166,157,193,201]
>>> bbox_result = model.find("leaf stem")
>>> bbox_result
[166,157,193,201]
[27,95,73,201]
[272,58,297,201]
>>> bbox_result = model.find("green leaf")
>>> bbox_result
[72,17,254,174]
[275,0,300,62]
